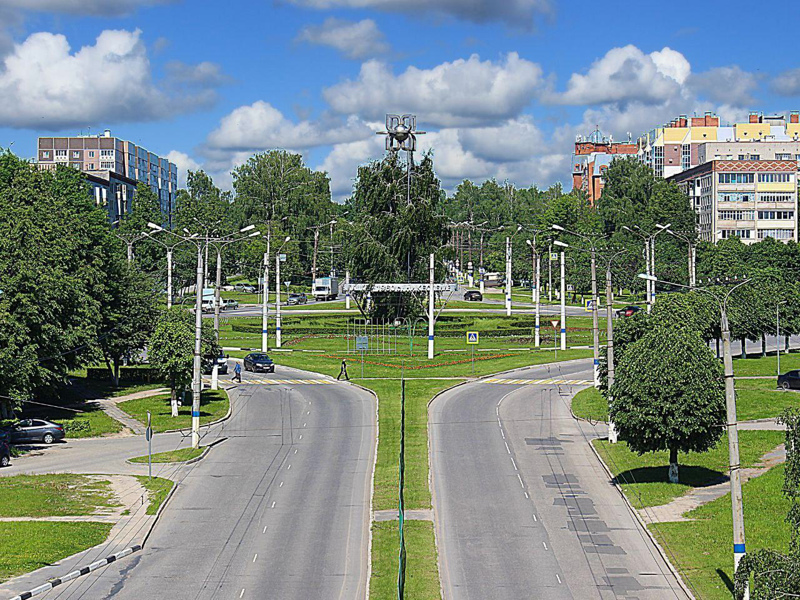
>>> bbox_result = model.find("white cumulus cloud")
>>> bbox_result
[771,68,800,97]
[287,0,553,27]
[323,53,544,127]
[0,29,220,129]
[166,150,200,188]
[296,18,389,60]
[689,65,758,107]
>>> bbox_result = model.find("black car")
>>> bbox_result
[287,293,307,305]
[3,419,65,444]
[464,290,483,302]
[0,433,10,467]
[202,351,229,375]
[778,370,800,390]
[244,353,275,373]
[615,305,641,318]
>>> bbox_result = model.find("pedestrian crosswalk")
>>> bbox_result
[203,377,334,386]
[481,378,592,386]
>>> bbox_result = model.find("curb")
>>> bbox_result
[8,545,143,600]
[586,438,697,600]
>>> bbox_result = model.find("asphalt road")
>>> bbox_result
[429,360,690,600]
[28,368,376,600]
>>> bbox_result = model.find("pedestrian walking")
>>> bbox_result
[233,361,242,383]
[337,359,349,381]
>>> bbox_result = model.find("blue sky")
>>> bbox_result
[0,0,798,199]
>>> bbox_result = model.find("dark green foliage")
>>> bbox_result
[610,321,725,469]
[734,409,800,599]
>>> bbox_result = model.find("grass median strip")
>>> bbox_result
[117,389,229,433]
[571,386,607,421]
[593,430,785,509]
[369,520,440,600]
[136,476,174,516]
[652,464,791,600]
[0,521,112,583]
[129,447,204,464]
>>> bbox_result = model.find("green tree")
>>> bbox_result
[148,308,219,416]
[610,322,725,483]
[734,408,800,599]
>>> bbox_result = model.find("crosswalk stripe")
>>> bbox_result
[202,378,332,386]
[480,378,592,386]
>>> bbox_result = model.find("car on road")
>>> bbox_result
[2,419,65,444]
[287,293,307,305]
[778,370,800,390]
[234,284,256,294]
[244,353,275,373]
[615,305,641,318]
[0,434,10,467]
[222,298,239,311]
[202,351,229,375]
[463,290,483,302]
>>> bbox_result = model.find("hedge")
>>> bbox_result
[85,366,161,382]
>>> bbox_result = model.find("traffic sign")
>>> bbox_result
[466,331,479,344]
[279,253,287,262]
[567,284,574,292]
[145,426,153,442]
[550,320,559,328]
[585,299,594,312]
[356,336,369,351]
[550,252,558,261]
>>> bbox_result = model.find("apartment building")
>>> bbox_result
[37,129,178,223]
[571,128,638,205]
[669,160,797,244]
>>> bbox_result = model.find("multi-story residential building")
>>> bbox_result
[668,160,797,245]
[571,128,638,205]
[37,129,178,223]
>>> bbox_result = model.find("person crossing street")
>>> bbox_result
[232,361,242,383]
[337,359,349,381]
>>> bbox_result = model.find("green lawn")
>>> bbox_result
[362,379,461,512]
[735,379,800,421]
[136,476,174,515]
[571,386,607,421]
[653,464,792,600]
[593,430,785,509]
[117,389,229,433]
[370,520,440,600]
[0,475,117,518]
[732,350,800,377]
[129,447,204,464]
[0,521,112,582]
[22,400,123,439]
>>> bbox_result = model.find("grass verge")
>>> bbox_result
[370,520,440,600]
[0,521,112,583]
[129,447,204,464]
[118,389,229,433]
[571,387,607,421]
[652,464,791,600]
[735,379,800,421]
[593,430,784,509]
[136,476,174,515]
[732,350,800,377]
[0,475,117,518]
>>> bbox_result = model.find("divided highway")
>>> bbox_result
[430,360,690,600]
[37,368,376,600]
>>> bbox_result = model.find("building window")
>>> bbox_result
[718,192,753,202]
[55,150,67,159]
[776,153,793,160]
[41,151,50,159]
[719,229,752,239]
[654,146,664,178]
[758,194,794,202]
[100,161,114,169]
[758,210,794,220]
[719,173,754,184]
[88,163,95,170]
[71,151,81,158]
[758,229,794,240]
[718,210,755,221]
[88,151,95,158]
[758,173,792,183]
[100,149,114,158]
[681,144,691,170]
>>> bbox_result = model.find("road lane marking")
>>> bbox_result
[556,574,562,584]
[271,502,276,508]
[202,378,334,386]
[480,378,592,386]
[543,542,548,550]
[299,434,303,440]
[510,457,518,471]
[253,554,258,562]
[294,448,298,454]
[263,526,267,533]
[504,442,510,454]
[525,492,530,499]
[287,464,291,470]
[279,482,283,488]
[240,589,245,598]
[517,474,524,487]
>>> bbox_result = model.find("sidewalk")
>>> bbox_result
[93,388,169,436]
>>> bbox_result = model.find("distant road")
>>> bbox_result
[429,360,690,599]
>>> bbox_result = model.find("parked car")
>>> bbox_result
[202,351,229,375]
[615,305,641,318]
[2,419,65,444]
[778,370,800,390]
[223,298,239,311]
[0,433,10,467]
[463,290,483,302]
[243,353,275,373]
[234,284,256,294]
[287,293,307,305]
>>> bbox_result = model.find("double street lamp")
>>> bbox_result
[623,224,670,312]
[638,273,750,586]
[147,222,259,449]
[274,236,292,348]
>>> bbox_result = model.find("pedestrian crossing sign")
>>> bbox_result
[585,299,594,312]
[466,331,479,344]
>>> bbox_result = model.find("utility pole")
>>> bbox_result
[261,230,271,353]
[548,243,553,302]
[428,253,435,359]
[276,253,282,348]
[535,252,541,347]
[479,230,485,296]
[345,270,351,309]
[560,249,566,350]
[191,244,203,448]
[166,249,173,309]
[505,236,512,316]
[590,248,599,387]
[606,261,618,443]
[527,238,541,348]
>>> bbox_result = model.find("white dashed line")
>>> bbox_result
[294,448,298,454]
[271,501,276,508]
[543,542,548,550]
[524,492,530,499]
[240,589,245,598]
[510,457,518,471]
[299,434,303,440]
[517,474,524,487]
[504,442,510,454]
[532,513,536,521]
[263,526,267,533]
[253,554,258,562]
[279,481,284,488]
[501,429,505,439]
[287,464,291,470]
[556,574,562,584]
[303,423,307,428]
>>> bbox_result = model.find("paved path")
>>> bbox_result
[2,368,377,600]
[430,360,689,599]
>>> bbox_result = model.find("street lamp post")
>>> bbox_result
[274,236,291,348]
[261,230,271,352]
[778,301,787,377]
[663,228,696,287]
[639,273,750,587]
[526,238,542,348]
[554,240,568,350]
[142,232,187,309]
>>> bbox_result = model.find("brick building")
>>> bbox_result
[572,128,638,205]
